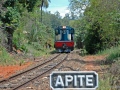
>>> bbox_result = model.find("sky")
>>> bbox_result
[46,0,70,17]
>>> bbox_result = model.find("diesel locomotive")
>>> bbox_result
[54,26,74,52]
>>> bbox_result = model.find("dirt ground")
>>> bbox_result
[0,52,107,85]
[82,55,106,71]
[0,52,109,90]
[31,53,108,90]
[0,62,33,79]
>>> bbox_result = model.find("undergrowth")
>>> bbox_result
[98,60,120,90]
[97,74,111,90]
[25,44,53,57]
[98,45,120,63]
[0,46,26,66]
[0,46,16,65]
[97,45,120,90]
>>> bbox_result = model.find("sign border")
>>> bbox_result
[50,71,98,90]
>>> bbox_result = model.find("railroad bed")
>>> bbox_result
[0,53,68,90]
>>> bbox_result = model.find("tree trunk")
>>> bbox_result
[6,27,14,52]
[41,6,42,22]
[7,33,13,52]
[40,0,43,22]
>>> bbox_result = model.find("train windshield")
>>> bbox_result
[55,26,74,41]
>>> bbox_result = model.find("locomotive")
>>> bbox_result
[54,26,74,52]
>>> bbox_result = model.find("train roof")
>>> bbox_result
[55,26,74,30]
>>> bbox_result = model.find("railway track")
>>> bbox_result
[0,54,68,90]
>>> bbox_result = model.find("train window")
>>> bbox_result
[62,30,66,34]
[71,34,73,41]
[55,29,59,35]
[71,28,74,34]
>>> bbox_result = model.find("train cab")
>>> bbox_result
[54,26,74,52]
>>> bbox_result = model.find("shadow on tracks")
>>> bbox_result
[50,50,70,54]
[67,58,110,65]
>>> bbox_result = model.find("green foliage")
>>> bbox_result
[0,46,15,65]
[1,0,45,52]
[69,18,87,49]
[2,7,20,29]
[1,1,20,52]
[106,51,120,62]
[69,0,89,15]
[85,22,103,54]
[109,60,120,89]
[76,34,84,49]
[84,0,120,49]
[97,60,120,90]
[31,42,43,51]
[4,0,39,12]
[97,76,111,90]
[69,0,120,54]
[40,0,51,8]
[40,0,51,22]
[14,9,55,53]
[98,45,120,62]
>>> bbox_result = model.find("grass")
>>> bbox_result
[25,44,53,57]
[97,46,120,90]
[97,60,120,90]
[0,43,54,66]
[0,46,27,66]
[98,45,120,62]
[97,75,111,90]
[0,46,16,65]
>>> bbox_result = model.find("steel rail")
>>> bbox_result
[12,54,68,90]
[0,54,60,83]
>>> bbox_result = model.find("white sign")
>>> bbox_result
[50,71,98,90]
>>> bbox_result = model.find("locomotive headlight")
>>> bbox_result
[63,26,66,29]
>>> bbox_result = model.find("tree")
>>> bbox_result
[54,11,62,19]
[84,0,120,49]
[85,21,103,54]
[1,7,20,52]
[40,0,51,22]
[61,13,70,26]
[50,14,61,29]
[69,0,89,17]
[69,0,120,53]
[70,12,76,20]
[1,0,41,52]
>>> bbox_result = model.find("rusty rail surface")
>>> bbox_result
[0,54,68,90]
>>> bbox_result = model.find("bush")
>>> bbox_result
[98,45,120,63]
[0,45,15,65]
[31,42,43,51]
[85,22,103,54]
[107,47,120,63]
[76,34,84,49]
[109,60,120,90]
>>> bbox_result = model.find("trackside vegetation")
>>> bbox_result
[98,45,120,63]
[0,0,71,65]
[69,0,120,54]
[69,0,120,89]
[97,46,120,90]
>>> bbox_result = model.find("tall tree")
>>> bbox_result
[1,0,40,52]
[84,0,120,48]
[69,0,89,16]
[54,11,61,19]
[69,0,120,53]
[40,0,51,22]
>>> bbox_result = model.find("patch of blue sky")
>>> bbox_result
[46,0,70,17]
